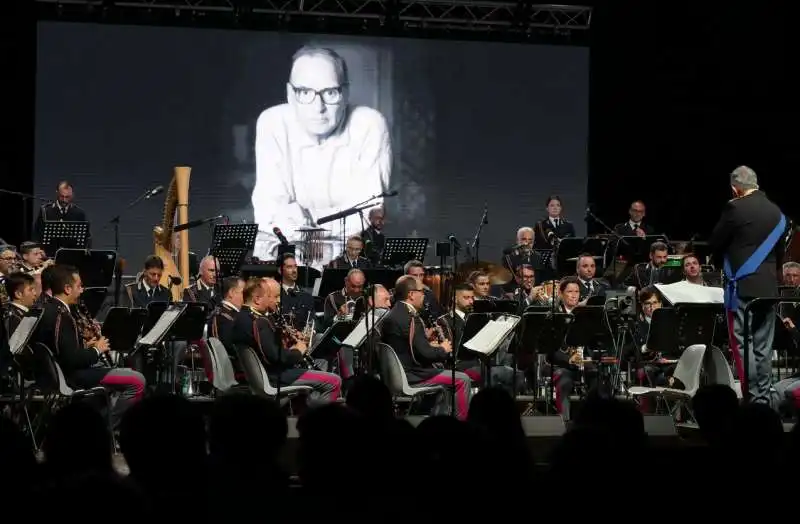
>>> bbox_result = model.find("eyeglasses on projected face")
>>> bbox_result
[290,84,345,105]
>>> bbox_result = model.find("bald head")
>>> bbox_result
[198,256,218,286]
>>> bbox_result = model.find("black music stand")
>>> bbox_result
[533,249,554,273]
[556,237,607,277]
[317,267,403,299]
[674,303,721,348]
[55,248,117,317]
[309,320,357,364]
[102,307,148,360]
[564,306,612,396]
[379,237,428,267]
[209,223,259,277]
[609,234,668,285]
[473,299,518,315]
[41,221,90,258]
[521,311,571,414]
[342,308,390,375]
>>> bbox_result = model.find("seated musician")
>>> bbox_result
[232,277,341,403]
[3,272,38,337]
[632,286,676,387]
[505,264,551,307]
[624,241,669,290]
[323,268,367,327]
[468,270,495,300]
[183,255,220,310]
[776,272,800,412]
[502,227,544,277]
[438,282,519,394]
[18,242,48,275]
[575,253,607,302]
[2,273,38,382]
[122,255,172,308]
[0,245,18,307]
[34,264,145,426]
[381,275,472,419]
[549,276,598,420]
[613,200,655,237]
[404,260,443,317]
[279,253,315,331]
[359,206,385,265]
[533,195,576,249]
[329,235,371,269]
[208,276,245,351]
[369,283,392,311]
[682,254,707,286]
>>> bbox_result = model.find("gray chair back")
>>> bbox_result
[206,337,239,392]
[235,346,281,396]
[704,345,739,394]
[376,342,411,396]
[671,344,707,394]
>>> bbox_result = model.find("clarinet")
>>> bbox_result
[75,301,114,367]
[270,312,319,370]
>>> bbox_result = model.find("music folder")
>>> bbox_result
[8,310,42,356]
[462,314,520,356]
[342,308,389,348]
[138,303,187,347]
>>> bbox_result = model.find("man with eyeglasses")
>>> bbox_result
[252,46,392,268]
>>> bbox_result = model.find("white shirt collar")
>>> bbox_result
[455,309,465,320]
[12,302,29,313]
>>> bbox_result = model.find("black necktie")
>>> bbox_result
[147,288,153,299]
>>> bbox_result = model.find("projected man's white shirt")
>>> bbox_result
[252,51,392,268]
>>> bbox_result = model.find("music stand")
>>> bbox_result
[379,237,428,268]
[102,307,148,358]
[521,311,571,414]
[609,234,668,285]
[564,306,613,395]
[41,221,90,258]
[8,311,42,357]
[209,223,259,276]
[310,320,357,362]
[674,303,721,349]
[473,299,518,315]
[138,303,188,348]
[55,248,117,317]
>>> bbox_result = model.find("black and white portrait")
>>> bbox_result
[252,46,392,267]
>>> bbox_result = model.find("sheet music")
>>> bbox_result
[655,281,724,305]
[138,305,184,346]
[8,316,39,355]
[342,308,388,347]
[463,315,519,355]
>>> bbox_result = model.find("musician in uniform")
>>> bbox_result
[381,275,472,419]
[360,206,386,265]
[502,227,546,279]
[32,180,91,246]
[208,276,245,353]
[278,253,316,331]
[468,270,494,299]
[0,246,18,307]
[783,261,800,287]
[323,268,367,327]
[533,195,576,249]
[631,286,675,388]
[775,262,800,413]
[613,200,655,237]
[121,255,172,308]
[329,236,371,270]
[505,265,551,307]
[369,283,392,310]
[183,255,220,310]
[682,254,708,286]
[403,260,443,317]
[34,265,145,426]
[438,282,520,395]
[2,273,37,382]
[624,241,669,290]
[549,276,597,420]
[232,277,341,403]
[18,242,47,274]
[575,253,607,302]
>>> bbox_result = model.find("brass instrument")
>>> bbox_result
[269,311,318,370]
[565,346,587,371]
[154,166,191,302]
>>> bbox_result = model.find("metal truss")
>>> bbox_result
[36,1,591,40]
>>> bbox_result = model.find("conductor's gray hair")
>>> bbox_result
[730,165,759,190]
[783,261,800,272]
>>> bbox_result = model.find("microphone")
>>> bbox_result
[382,189,399,198]
[273,227,289,245]
[448,234,462,251]
[168,275,182,286]
[143,185,164,200]
[482,205,489,225]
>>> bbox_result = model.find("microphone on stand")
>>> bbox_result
[273,226,289,245]
[143,185,164,200]
[447,234,462,251]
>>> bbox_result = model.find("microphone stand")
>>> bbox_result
[585,207,629,288]
[469,206,489,264]
[105,186,161,306]
[0,188,49,242]
[449,238,459,417]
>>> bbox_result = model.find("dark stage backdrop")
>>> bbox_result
[34,22,589,269]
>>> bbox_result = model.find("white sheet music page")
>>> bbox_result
[139,306,183,346]
[655,281,724,305]
[463,317,517,355]
[8,316,38,355]
[342,308,387,347]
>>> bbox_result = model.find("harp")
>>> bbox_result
[153,166,191,301]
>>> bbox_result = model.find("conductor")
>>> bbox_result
[709,166,787,406]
